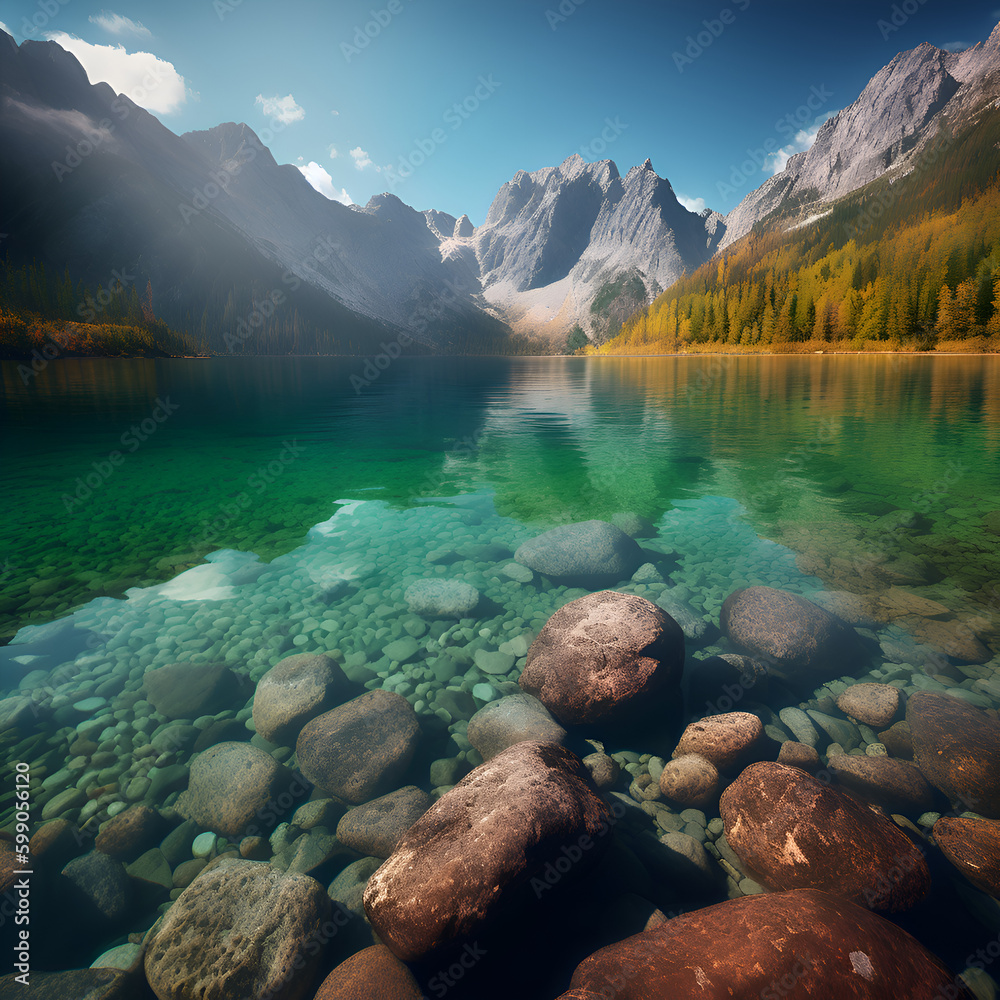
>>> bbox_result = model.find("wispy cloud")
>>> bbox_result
[46,32,187,114]
[677,194,707,214]
[939,40,972,52]
[764,113,837,176]
[298,161,353,205]
[350,146,374,170]
[255,93,305,125]
[329,145,339,159]
[89,11,152,39]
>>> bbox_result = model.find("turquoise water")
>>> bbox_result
[1,354,999,987]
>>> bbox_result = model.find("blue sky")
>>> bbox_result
[3,0,999,223]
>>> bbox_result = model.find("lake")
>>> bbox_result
[1,354,998,991]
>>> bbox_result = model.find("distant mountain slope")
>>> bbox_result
[722,23,1000,248]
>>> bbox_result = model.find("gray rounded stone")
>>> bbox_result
[514,520,644,584]
[466,693,567,761]
[404,580,480,619]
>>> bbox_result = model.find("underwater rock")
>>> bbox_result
[719,586,865,688]
[336,786,434,859]
[673,712,765,772]
[687,653,770,716]
[827,755,937,815]
[519,591,684,727]
[313,945,424,1000]
[514,520,643,585]
[878,720,914,760]
[363,741,613,962]
[142,662,245,720]
[175,742,295,838]
[95,804,169,861]
[466,692,567,760]
[720,761,930,912]
[144,858,330,1000]
[777,741,821,770]
[560,888,973,999]
[252,652,352,746]
[836,682,902,729]
[60,851,132,926]
[658,754,721,809]
[296,690,420,804]
[0,969,134,998]
[933,816,1000,898]
[403,579,480,619]
[908,692,1000,817]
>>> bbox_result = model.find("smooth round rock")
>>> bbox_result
[296,690,420,804]
[364,741,614,962]
[658,754,721,809]
[673,712,764,771]
[466,693,567,761]
[776,741,821,770]
[142,662,244,719]
[174,742,295,838]
[720,761,930,912]
[252,653,352,746]
[336,786,434,859]
[514,520,643,585]
[561,888,973,999]
[720,587,864,688]
[827,755,937,815]
[908,692,1000,817]
[836,682,902,729]
[95,804,167,861]
[144,858,331,1000]
[519,591,684,728]
[61,851,132,926]
[313,945,423,999]
[404,580,480,619]
[933,816,1000,898]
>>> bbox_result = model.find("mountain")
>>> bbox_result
[721,23,1000,248]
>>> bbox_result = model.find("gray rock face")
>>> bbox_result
[252,652,352,746]
[296,691,420,804]
[514,521,644,585]
[519,590,684,727]
[364,741,613,962]
[403,579,480,619]
[175,742,295,838]
[144,858,331,1000]
[466,693,567,760]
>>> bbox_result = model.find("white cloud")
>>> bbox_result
[329,145,339,159]
[939,40,972,52]
[677,194,707,214]
[297,161,353,205]
[89,11,152,39]
[45,32,187,114]
[255,93,305,125]
[350,146,373,170]
[764,114,837,176]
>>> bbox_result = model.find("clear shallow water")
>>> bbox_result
[1,354,1000,986]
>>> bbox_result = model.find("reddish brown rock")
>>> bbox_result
[336,786,433,859]
[296,690,420,804]
[720,762,929,911]
[312,945,423,1000]
[95,804,168,860]
[828,755,936,815]
[879,720,914,760]
[252,652,352,746]
[658,754,721,809]
[518,591,684,728]
[777,741,821,770]
[560,888,972,999]
[142,662,246,719]
[908,692,1000,817]
[364,741,613,962]
[934,816,1000,898]
[836,683,902,729]
[719,586,865,688]
[673,712,764,771]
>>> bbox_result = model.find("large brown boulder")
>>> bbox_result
[908,692,1000,817]
[719,587,865,688]
[560,888,972,999]
[312,945,423,999]
[836,682,902,728]
[364,741,613,962]
[518,591,684,727]
[175,742,295,838]
[252,653,352,746]
[719,762,929,912]
[827,755,937,815]
[296,691,420,804]
[142,662,245,719]
[514,520,644,586]
[144,858,331,1000]
[933,816,1000,898]
[672,712,765,772]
